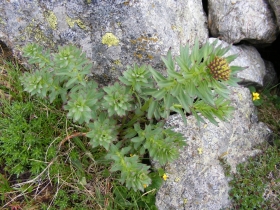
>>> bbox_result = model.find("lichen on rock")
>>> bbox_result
[66,16,86,29]
[45,11,57,30]
[24,23,55,48]
[101,33,119,47]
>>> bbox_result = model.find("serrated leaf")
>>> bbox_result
[215,88,230,99]
[190,38,200,63]
[201,110,219,126]
[202,41,211,61]
[176,45,191,71]
[216,45,231,57]
[148,100,157,119]
[227,76,242,86]
[170,83,182,96]
[210,39,219,48]
[65,77,78,88]
[230,65,247,74]
[119,76,130,86]
[196,82,215,106]
[176,91,191,113]
[140,147,146,155]
[191,108,205,125]
[225,54,239,63]
[157,79,174,88]
[149,66,166,82]
[124,128,137,139]
[110,163,122,172]
[171,106,188,124]
[73,110,82,122]
[176,56,188,72]
[153,88,166,100]
[168,69,183,80]
[153,105,161,120]
[141,88,158,96]
[185,82,196,98]
[161,50,175,72]
[213,43,223,56]
[164,94,174,111]
[131,137,145,143]
[121,146,131,155]
[49,90,58,103]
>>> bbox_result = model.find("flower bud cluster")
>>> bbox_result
[208,56,231,81]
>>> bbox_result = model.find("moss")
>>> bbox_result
[102,33,119,47]
[45,11,57,30]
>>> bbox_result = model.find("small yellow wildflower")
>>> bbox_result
[162,173,169,181]
[252,92,260,101]
[197,148,203,155]
[143,184,147,188]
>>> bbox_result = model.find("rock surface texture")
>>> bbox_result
[263,60,279,87]
[268,0,280,29]
[156,86,272,210]
[208,0,278,44]
[0,0,208,82]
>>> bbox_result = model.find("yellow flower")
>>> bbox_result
[252,92,260,101]
[143,184,147,188]
[197,148,203,155]
[162,173,168,181]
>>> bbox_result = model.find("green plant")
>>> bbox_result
[19,39,244,192]
[0,59,24,101]
[228,142,280,209]
[0,58,66,178]
[248,84,280,141]
[222,84,280,210]
[248,84,280,108]
[0,99,66,176]
[0,58,107,209]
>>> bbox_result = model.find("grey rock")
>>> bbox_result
[268,0,280,29]
[155,86,272,210]
[208,0,278,44]
[0,0,208,82]
[263,60,279,87]
[210,38,267,87]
